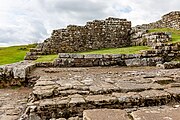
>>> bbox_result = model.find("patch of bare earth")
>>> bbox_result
[0,87,32,120]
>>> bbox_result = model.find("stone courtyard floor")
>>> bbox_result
[1,67,180,120]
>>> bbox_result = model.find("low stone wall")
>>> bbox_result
[131,31,171,46]
[157,61,180,69]
[0,61,36,87]
[53,53,164,67]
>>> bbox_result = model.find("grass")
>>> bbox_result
[35,54,58,62]
[34,46,150,62]
[2,28,179,64]
[78,46,150,54]
[3,45,150,64]
[148,28,180,43]
[0,44,36,65]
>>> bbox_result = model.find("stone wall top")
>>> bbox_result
[135,11,180,30]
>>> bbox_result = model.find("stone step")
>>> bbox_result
[83,109,131,120]
[131,105,180,120]
[22,67,180,119]
[24,88,180,119]
[32,75,177,100]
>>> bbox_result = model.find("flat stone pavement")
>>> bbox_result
[0,87,31,120]
[83,109,131,120]
[131,105,180,120]
[23,67,180,119]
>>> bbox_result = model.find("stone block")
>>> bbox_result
[84,54,103,59]
[131,106,180,120]
[83,109,131,120]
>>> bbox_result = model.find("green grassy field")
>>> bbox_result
[0,44,36,65]
[148,28,180,43]
[78,46,150,54]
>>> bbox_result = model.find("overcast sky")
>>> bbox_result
[0,0,180,46]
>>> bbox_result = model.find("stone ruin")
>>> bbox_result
[136,11,180,30]
[0,11,180,120]
[24,11,180,61]
[25,18,131,60]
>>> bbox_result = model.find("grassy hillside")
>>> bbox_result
[148,28,180,43]
[0,44,36,65]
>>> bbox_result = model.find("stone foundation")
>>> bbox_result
[0,61,36,87]
[53,53,163,67]
[20,67,180,119]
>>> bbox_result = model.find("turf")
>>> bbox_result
[78,46,150,54]
[35,54,58,62]
[34,46,150,62]
[148,28,180,43]
[0,44,36,65]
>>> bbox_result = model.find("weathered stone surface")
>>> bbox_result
[165,88,180,97]
[131,106,180,120]
[0,61,36,87]
[25,17,131,60]
[22,67,180,119]
[136,11,180,30]
[85,95,117,104]
[83,109,131,120]
[158,61,180,69]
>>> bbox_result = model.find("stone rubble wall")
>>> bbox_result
[136,11,180,30]
[51,42,180,67]
[130,30,171,46]
[53,53,163,67]
[157,61,180,69]
[25,18,131,60]
[0,61,36,87]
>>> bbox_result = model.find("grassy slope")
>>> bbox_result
[148,28,180,43]
[0,44,36,65]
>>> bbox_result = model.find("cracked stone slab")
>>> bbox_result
[83,109,131,120]
[131,106,180,120]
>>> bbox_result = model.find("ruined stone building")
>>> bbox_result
[25,11,180,60]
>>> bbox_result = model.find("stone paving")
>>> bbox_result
[20,67,180,120]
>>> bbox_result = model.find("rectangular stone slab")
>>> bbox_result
[83,109,131,120]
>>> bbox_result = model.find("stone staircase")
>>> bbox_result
[20,67,180,120]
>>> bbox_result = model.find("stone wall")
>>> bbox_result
[130,30,171,46]
[53,53,163,67]
[0,61,36,87]
[52,42,180,67]
[136,11,180,30]
[25,18,131,60]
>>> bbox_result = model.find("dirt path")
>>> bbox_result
[0,87,32,120]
